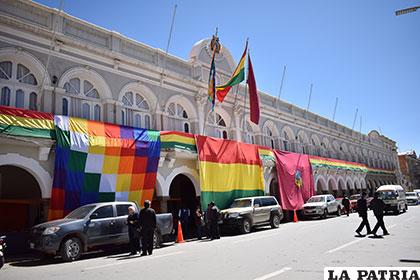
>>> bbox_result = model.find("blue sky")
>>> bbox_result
[36,0,420,153]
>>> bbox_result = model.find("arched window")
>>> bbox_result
[63,77,101,120]
[0,60,39,110]
[167,101,190,133]
[29,92,37,111]
[1,87,11,106]
[283,131,290,151]
[121,91,151,129]
[15,89,24,108]
[62,98,69,116]
[207,111,228,139]
[264,126,276,149]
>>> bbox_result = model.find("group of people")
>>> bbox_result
[355,192,389,237]
[342,192,389,237]
[126,200,157,256]
[178,201,222,241]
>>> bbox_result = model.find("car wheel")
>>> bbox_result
[336,206,341,216]
[270,214,281,228]
[322,209,328,219]
[153,229,161,249]
[60,237,82,262]
[240,218,251,234]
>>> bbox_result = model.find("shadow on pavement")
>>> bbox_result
[368,235,384,239]
[400,259,420,263]
[8,247,130,267]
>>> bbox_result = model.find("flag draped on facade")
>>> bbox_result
[48,116,160,220]
[208,50,217,109]
[247,53,260,125]
[216,41,248,102]
[196,135,264,209]
[0,106,54,139]
[274,150,315,211]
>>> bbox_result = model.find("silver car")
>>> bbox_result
[406,192,419,206]
[303,195,341,219]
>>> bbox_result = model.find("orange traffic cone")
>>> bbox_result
[176,221,185,243]
[293,210,299,223]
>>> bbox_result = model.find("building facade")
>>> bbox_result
[398,151,420,191]
[0,0,401,236]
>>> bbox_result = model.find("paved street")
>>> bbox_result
[2,207,419,280]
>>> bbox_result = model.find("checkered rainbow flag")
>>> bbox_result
[48,116,160,220]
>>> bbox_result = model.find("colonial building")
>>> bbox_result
[398,151,420,190]
[0,0,401,240]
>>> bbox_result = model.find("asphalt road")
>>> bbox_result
[2,206,419,280]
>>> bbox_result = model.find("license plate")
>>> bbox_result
[30,242,35,249]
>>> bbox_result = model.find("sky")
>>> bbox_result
[36,0,420,153]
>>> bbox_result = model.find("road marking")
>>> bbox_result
[233,233,279,244]
[325,238,364,254]
[82,251,183,271]
[253,267,292,280]
[326,223,398,254]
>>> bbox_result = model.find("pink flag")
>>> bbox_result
[274,150,315,210]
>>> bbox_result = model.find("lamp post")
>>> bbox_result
[395,6,420,16]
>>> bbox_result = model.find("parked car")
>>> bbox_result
[220,196,283,234]
[376,185,407,214]
[405,192,419,206]
[30,201,174,262]
[302,195,341,219]
[349,194,373,211]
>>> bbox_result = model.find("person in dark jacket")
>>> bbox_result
[342,195,350,217]
[370,192,389,236]
[355,192,371,236]
[139,200,156,256]
[209,201,220,240]
[194,207,204,240]
[126,206,140,255]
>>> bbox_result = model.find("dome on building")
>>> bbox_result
[189,38,237,74]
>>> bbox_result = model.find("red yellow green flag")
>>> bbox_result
[216,41,248,102]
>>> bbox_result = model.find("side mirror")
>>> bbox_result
[89,213,98,220]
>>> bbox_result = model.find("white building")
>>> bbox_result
[0,0,400,243]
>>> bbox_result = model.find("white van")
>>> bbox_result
[376,185,407,214]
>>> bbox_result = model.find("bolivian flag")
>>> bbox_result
[216,41,248,102]
[0,106,55,139]
[196,135,264,209]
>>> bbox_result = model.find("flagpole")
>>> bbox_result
[306,83,313,111]
[332,97,338,121]
[351,108,358,130]
[276,65,287,114]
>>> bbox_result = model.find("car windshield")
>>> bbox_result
[378,191,397,199]
[308,196,325,203]
[350,194,360,200]
[65,205,95,219]
[406,192,416,197]
[230,199,252,208]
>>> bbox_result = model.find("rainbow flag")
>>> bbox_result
[0,106,54,139]
[196,135,264,209]
[309,155,368,173]
[49,116,160,220]
[216,41,248,103]
[161,131,196,152]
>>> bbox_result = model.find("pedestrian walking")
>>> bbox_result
[209,201,220,240]
[139,200,156,256]
[126,206,140,255]
[355,192,371,236]
[194,207,205,240]
[178,205,190,239]
[342,195,350,217]
[205,203,212,239]
[370,192,389,237]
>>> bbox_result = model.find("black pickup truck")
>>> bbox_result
[30,201,174,261]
